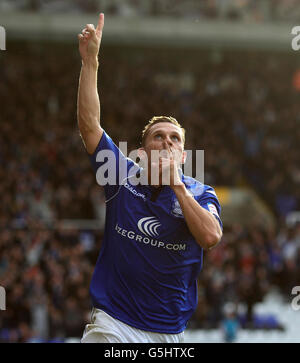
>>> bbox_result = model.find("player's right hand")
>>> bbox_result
[78,13,104,63]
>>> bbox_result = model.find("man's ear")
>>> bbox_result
[137,148,148,165]
[137,147,146,159]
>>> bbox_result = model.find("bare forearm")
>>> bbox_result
[172,185,222,250]
[77,58,100,134]
[77,14,104,154]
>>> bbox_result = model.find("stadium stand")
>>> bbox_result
[2,0,300,23]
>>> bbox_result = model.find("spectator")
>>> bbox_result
[0,42,300,341]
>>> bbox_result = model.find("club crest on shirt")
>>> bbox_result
[171,198,184,218]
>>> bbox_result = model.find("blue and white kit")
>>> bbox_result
[88,131,222,334]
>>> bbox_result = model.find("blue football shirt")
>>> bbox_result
[88,130,222,334]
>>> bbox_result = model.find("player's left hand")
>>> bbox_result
[159,146,184,189]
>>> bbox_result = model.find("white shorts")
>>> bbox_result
[81,308,185,343]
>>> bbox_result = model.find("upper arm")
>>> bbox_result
[80,125,104,155]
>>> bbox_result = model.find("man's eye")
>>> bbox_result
[155,134,162,139]
[172,136,179,141]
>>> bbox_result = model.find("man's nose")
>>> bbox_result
[163,137,173,148]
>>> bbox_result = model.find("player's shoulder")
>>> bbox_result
[182,175,218,200]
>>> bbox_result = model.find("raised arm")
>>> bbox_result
[77,13,104,155]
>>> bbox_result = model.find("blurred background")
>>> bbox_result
[1,0,300,343]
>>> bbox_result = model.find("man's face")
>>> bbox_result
[139,122,186,166]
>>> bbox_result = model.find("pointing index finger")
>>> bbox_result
[96,13,105,32]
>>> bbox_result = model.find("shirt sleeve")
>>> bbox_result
[198,186,223,230]
[87,130,139,201]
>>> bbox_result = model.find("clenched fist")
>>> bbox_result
[78,13,104,63]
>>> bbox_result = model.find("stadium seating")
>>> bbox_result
[0,32,300,343]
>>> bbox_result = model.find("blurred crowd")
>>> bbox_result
[0,227,102,342]
[192,222,300,330]
[0,42,300,341]
[1,0,300,23]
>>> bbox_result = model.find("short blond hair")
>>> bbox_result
[141,116,185,146]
